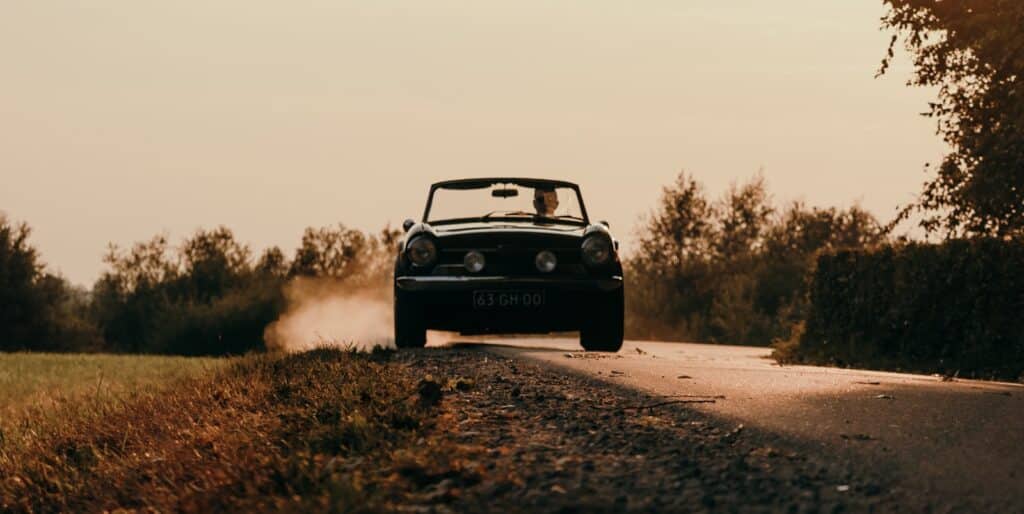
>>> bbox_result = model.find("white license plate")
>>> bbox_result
[472,290,545,309]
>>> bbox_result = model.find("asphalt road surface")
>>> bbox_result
[440,338,1024,511]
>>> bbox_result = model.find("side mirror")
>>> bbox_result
[403,219,416,232]
[599,220,610,228]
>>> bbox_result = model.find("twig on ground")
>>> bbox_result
[664,394,726,400]
[590,399,717,412]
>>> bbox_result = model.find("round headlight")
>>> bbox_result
[581,235,612,268]
[464,250,486,273]
[406,237,438,268]
[535,250,558,273]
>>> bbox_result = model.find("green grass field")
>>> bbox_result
[0,352,225,407]
[0,353,226,441]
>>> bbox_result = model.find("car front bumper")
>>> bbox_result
[394,275,623,334]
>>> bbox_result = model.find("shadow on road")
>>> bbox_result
[446,340,575,354]
[439,339,1024,512]
[410,346,916,513]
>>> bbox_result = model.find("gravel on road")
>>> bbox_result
[393,349,924,514]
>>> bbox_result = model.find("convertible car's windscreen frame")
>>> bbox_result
[422,178,591,227]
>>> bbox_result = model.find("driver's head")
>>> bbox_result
[533,187,560,217]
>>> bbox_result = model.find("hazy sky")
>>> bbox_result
[1,1,945,285]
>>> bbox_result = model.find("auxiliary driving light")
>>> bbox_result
[464,250,486,273]
[535,250,558,273]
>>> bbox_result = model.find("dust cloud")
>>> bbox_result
[265,277,458,352]
[264,278,395,353]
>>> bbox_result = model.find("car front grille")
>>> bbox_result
[437,249,584,276]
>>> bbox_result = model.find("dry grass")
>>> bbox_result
[769,321,805,366]
[0,349,442,513]
[0,352,224,404]
[0,353,225,446]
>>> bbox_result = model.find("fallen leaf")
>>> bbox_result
[445,377,474,392]
[749,447,779,459]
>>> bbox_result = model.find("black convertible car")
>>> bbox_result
[394,178,624,352]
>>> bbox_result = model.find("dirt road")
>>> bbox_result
[449,338,1024,512]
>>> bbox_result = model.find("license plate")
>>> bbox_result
[473,290,545,309]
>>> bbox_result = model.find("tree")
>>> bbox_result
[289,224,370,279]
[628,172,718,337]
[180,226,251,301]
[636,171,716,271]
[757,203,885,323]
[714,173,774,259]
[0,215,47,348]
[0,215,102,351]
[255,246,288,278]
[765,203,884,259]
[92,235,179,351]
[97,235,178,295]
[881,0,1024,237]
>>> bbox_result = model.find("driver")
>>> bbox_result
[533,187,560,217]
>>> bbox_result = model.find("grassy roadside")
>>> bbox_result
[0,353,226,448]
[0,349,447,513]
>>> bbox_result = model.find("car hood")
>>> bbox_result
[433,221,587,249]
[435,221,586,236]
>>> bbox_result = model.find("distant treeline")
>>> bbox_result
[624,172,885,346]
[7,173,881,356]
[624,171,1024,380]
[0,214,397,355]
[5,165,1023,380]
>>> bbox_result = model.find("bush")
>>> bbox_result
[149,281,286,356]
[783,240,1024,380]
[626,172,884,346]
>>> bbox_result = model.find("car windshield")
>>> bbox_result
[426,181,587,226]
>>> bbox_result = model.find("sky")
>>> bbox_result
[0,1,946,286]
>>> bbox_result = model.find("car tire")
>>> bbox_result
[580,288,624,352]
[394,288,427,349]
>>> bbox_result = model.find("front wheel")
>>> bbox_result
[580,289,624,352]
[394,288,426,349]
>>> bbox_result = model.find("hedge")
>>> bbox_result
[788,239,1024,380]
